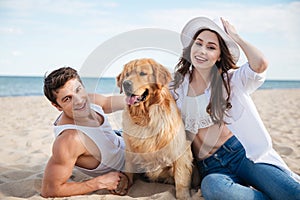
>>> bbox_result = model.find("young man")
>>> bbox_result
[41,67,128,197]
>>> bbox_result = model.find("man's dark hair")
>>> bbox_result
[43,67,83,106]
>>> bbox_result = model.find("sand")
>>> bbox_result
[0,89,299,199]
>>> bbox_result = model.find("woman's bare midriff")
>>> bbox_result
[192,123,233,160]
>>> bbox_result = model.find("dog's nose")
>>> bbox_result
[122,80,133,94]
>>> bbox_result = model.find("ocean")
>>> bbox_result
[0,76,300,97]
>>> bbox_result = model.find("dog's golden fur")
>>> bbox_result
[117,58,193,199]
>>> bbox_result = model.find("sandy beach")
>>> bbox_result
[0,89,299,199]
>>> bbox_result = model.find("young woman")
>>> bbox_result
[170,16,300,200]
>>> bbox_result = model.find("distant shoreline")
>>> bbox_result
[1,76,300,97]
[0,88,299,98]
[0,75,300,81]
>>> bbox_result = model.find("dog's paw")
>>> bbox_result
[191,188,203,200]
[109,172,132,196]
[176,188,192,200]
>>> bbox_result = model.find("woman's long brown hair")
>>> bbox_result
[171,29,238,125]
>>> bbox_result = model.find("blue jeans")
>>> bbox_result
[196,136,300,200]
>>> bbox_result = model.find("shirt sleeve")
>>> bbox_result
[230,62,266,94]
[169,74,189,112]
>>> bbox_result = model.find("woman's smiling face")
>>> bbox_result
[190,30,221,71]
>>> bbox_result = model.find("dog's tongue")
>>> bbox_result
[126,95,139,105]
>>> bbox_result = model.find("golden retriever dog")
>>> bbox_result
[117,58,193,199]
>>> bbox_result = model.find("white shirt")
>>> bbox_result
[171,62,299,181]
[181,94,214,133]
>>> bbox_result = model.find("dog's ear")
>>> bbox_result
[116,72,123,94]
[155,62,172,86]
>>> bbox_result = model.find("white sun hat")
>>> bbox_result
[180,16,240,64]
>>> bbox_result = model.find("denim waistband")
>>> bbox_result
[200,135,242,164]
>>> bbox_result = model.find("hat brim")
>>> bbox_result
[181,17,240,64]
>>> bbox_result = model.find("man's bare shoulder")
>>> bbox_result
[52,130,86,161]
[55,129,81,144]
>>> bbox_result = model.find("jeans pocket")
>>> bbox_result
[198,158,222,177]
[226,138,243,152]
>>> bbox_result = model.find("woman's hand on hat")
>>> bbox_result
[221,17,239,42]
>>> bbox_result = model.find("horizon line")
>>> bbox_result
[0,74,299,81]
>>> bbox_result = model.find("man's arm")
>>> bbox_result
[89,93,125,113]
[41,130,121,197]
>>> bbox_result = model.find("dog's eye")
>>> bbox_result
[126,72,130,77]
[140,72,147,76]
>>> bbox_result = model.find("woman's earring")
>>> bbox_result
[189,64,193,71]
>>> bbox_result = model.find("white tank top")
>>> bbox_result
[53,104,125,177]
[181,94,214,134]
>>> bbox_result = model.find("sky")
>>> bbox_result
[0,0,300,80]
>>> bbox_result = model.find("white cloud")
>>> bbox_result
[0,0,299,79]
[101,2,119,8]
[11,50,23,56]
[0,27,23,35]
[0,59,12,65]
[0,0,114,17]
[142,2,300,37]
